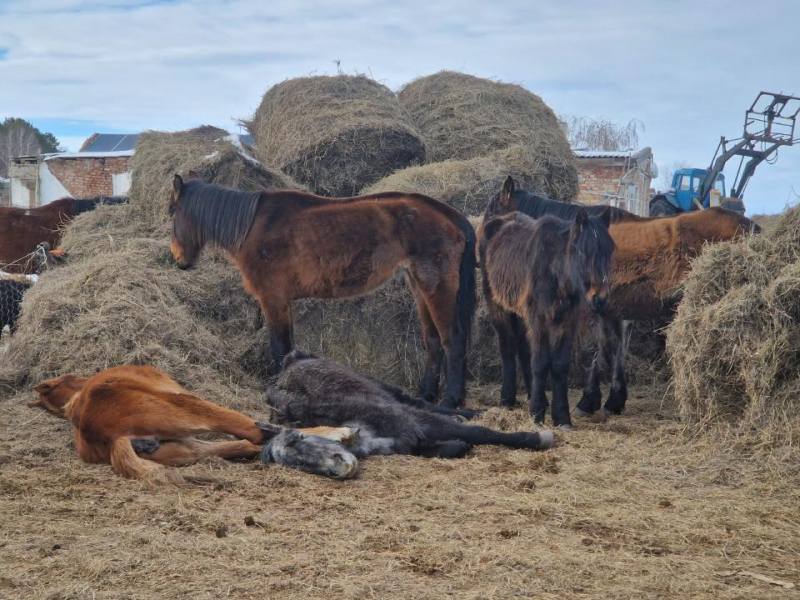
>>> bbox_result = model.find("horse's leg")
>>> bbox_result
[421,419,554,451]
[575,319,604,416]
[528,324,550,424]
[549,328,576,429]
[603,319,629,415]
[141,438,262,465]
[367,376,478,419]
[121,394,276,444]
[488,301,519,409]
[406,276,444,402]
[257,297,295,373]
[414,278,466,409]
[512,314,532,397]
[415,440,473,458]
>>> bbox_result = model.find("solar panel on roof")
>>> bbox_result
[82,134,141,152]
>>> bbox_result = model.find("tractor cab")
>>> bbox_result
[673,168,726,211]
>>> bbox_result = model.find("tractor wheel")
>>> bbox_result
[649,197,678,217]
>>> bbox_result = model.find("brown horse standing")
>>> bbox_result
[485,176,759,416]
[0,196,127,273]
[480,209,615,427]
[169,176,476,408]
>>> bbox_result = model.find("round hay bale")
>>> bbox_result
[398,71,577,201]
[129,126,305,230]
[666,205,800,449]
[247,75,426,197]
[363,144,577,215]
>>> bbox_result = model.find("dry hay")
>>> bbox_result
[666,205,800,452]
[129,126,304,230]
[0,222,270,411]
[363,144,577,216]
[398,71,578,201]
[1,384,797,599]
[247,75,426,197]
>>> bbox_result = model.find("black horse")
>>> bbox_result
[266,350,554,458]
[479,207,615,428]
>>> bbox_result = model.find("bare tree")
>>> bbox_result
[562,116,644,152]
[0,125,41,177]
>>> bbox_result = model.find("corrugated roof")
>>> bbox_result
[573,150,634,159]
[81,133,140,152]
[45,150,135,160]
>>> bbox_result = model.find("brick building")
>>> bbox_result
[573,147,656,216]
[8,133,139,208]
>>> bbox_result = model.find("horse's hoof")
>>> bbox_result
[572,407,592,418]
[557,423,575,431]
[599,407,613,417]
[590,410,610,423]
[131,438,160,455]
[538,430,555,449]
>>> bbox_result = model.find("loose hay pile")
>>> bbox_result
[129,126,304,230]
[666,206,800,450]
[0,127,312,406]
[247,75,426,197]
[396,71,578,203]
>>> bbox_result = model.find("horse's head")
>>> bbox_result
[262,429,359,480]
[29,374,88,417]
[702,207,761,238]
[569,208,616,313]
[169,174,201,270]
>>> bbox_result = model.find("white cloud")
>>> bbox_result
[0,0,797,212]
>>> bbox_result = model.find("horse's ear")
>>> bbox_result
[599,206,613,228]
[172,174,184,198]
[575,208,589,229]
[499,176,515,208]
[33,382,52,395]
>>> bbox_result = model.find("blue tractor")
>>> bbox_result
[650,92,799,217]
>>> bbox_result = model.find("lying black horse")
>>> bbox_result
[266,350,554,458]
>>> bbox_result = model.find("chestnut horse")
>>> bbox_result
[0,196,127,274]
[30,365,361,483]
[485,176,759,416]
[169,176,476,408]
[480,209,615,427]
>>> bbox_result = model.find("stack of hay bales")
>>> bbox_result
[0,128,304,409]
[247,75,426,197]
[366,71,578,212]
[666,206,800,448]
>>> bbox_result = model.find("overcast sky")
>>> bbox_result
[1,0,798,214]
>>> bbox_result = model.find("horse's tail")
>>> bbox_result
[452,214,477,362]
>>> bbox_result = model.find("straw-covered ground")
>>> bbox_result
[1,384,797,600]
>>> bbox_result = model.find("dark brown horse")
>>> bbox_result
[0,196,127,273]
[168,176,476,408]
[485,176,759,416]
[480,208,615,427]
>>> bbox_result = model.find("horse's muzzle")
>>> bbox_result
[590,296,609,313]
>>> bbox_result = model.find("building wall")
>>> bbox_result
[39,163,72,205]
[8,160,38,208]
[45,156,131,199]
[575,158,652,216]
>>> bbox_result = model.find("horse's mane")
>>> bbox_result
[486,189,637,224]
[180,181,262,250]
[72,196,129,216]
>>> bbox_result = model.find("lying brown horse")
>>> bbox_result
[30,365,360,483]
[169,176,476,408]
[0,196,127,273]
[485,176,759,416]
[480,209,615,427]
